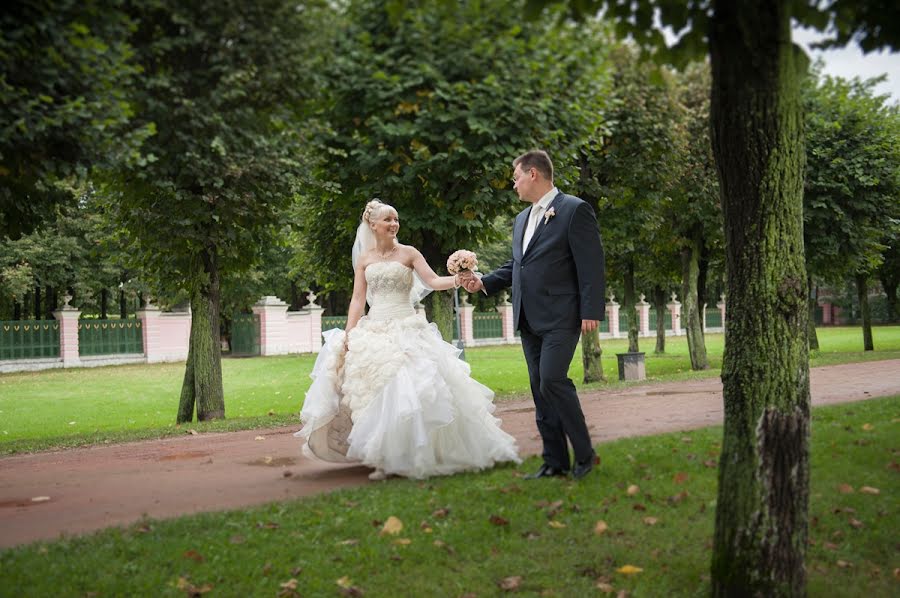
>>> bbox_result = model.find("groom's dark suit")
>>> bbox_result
[482,191,605,471]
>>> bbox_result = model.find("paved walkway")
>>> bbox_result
[1,359,898,549]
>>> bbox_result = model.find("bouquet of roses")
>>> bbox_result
[447,249,478,274]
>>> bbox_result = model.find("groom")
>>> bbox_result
[463,150,605,480]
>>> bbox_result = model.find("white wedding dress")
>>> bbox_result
[296,261,520,479]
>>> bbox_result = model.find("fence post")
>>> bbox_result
[636,294,650,337]
[497,292,516,343]
[304,291,324,353]
[53,294,81,368]
[138,300,191,363]
[606,296,620,338]
[668,293,682,335]
[252,296,290,356]
[458,293,475,345]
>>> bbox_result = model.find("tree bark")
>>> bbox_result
[855,273,874,351]
[623,258,639,353]
[176,248,225,423]
[883,281,899,323]
[710,1,811,595]
[33,286,41,321]
[682,233,709,370]
[119,289,127,319]
[581,328,605,382]
[807,276,820,351]
[425,291,454,343]
[100,288,109,320]
[653,286,666,354]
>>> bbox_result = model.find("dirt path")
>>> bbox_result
[1,359,898,549]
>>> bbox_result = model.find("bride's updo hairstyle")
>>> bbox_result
[362,199,398,225]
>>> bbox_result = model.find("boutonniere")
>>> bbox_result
[543,206,556,224]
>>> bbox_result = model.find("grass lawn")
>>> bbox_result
[1,326,898,454]
[1,396,896,597]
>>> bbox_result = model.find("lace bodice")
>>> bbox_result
[365,261,416,321]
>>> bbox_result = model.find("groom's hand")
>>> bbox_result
[581,319,599,333]
[463,275,484,293]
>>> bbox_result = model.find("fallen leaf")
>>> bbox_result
[229,535,244,544]
[489,514,510,526]
[432,507,450,518]
[633,503,647,511]
[254,435,265,441]
[498,576,522,591]
[838,483,854,494]
[259,521,279,530]
[837,560,852,568]
[282,470,293,478]
[859,486,880,495]
[893,568,900,580]
[340,587,365,597]
[262,562,273,575]
[134,523,152,534]
[824,542,839,550]
[30,496,51,503]
[616,565,643,575]
[596,581,615,594]
[337,539,359,546]
[594,520,609,535]
[861,423,873,431]
[643,517,659,526]
[673,472,689,484]
[626,485,640,496]
[336,576,353,588]
[548,520,566,528]
[380,516,403,536]
[668,491,689,505]
[703,459,717,468]
[393,538,412,545]
[280,579,298,590]
[183,549,204,563]
[849,518,864,529]
[187,429,198,435]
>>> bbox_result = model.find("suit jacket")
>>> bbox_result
[482,192,606,333]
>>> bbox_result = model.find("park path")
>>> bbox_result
[1,359,898,549]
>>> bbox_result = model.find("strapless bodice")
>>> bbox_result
[365,261,416,321]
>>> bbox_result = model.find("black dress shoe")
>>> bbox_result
[524,464,569,480]
[573,452,599,480]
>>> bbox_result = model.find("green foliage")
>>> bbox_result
[299,0,612,292]
[803,69,900,283]
[0,0,147,239]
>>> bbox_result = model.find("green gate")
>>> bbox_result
[231,314,260,356]
[0,320,60,360]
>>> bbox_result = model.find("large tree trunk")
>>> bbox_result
[100,288,109,319]
[653,285,666,354]
[807,276,820,350]
[682,233,709,370]
[879,269,899,322]
[119,289,127,319]
[425,291,454,343]
[581,328,605,382]
[33,286,41,321]
[855,273,874,351]
[623,258,639,353]
[709,1,811,595]
[176,248,225,423]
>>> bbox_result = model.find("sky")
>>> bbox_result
[792,25,899,104]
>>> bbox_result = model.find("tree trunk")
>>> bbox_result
[13,301,21,320]
[682,233,709,370]
[289,280,302,311]
[119,289,127,319]
[176,248,225,423]
[807,276,819,351]
[33,286,41,321]
[581,328,605,382]
[100,288,109,319]
[856,273,874,351]
[883,280,899,323]
[623,258,639,353]
[653,286,666,354]
[425,291,454,343]
[709,1,811,595]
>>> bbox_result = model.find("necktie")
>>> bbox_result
[522,204,543,251]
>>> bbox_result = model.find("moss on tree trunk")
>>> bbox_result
[709,1,811,595]
[653,285,666,354]
[581,328,605,382]
[682,233,709,370]
[426,290,454,343]
[176,249,225,423]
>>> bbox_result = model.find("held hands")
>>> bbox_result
[458,271,483,293]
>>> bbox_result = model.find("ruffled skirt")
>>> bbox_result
[295,314,520,479]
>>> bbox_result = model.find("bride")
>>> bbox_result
[296,200,520,480]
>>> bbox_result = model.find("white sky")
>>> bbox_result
[792,25,899,104]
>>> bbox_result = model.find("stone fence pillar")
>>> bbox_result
[668,293,682,335]
[606,297,620,338]
[53,296,81,368]
[457,293,475,345]
[636,294,650,337]
[496,292,516,343]
[138,301,191,363]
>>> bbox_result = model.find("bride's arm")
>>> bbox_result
[345,261,368,333]
[410,247,458,291]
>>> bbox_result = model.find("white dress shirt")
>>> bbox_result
[522,187,558,252]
